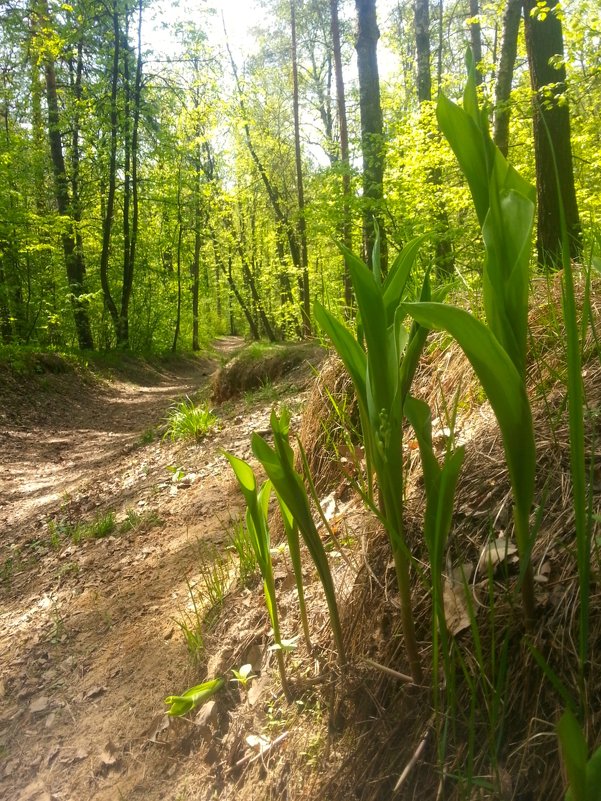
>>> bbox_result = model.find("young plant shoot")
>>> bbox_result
[315,231,431,683]
[223,453,291,700]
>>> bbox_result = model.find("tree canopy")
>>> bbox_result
[0,0,598,351]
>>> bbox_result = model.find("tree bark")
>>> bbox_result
[40,0,94,349]
[99,3,121,338]
[469,0,483,84]
[414,0,431,103]
[493,0,522,157]
[355,0,387,271]
[414,0,454,278]
[523,0,582,267]
[291,0,311,335]
[120,0,143,348]
[192,149,202,351]
[330,0,353,309]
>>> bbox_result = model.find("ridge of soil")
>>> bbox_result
[0,340,322,801]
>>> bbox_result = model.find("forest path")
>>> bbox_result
[0,339,312,801]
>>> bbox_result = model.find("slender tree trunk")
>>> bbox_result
[414,0,454,278]
[225,36,303,327]
[99,3,121,338]
[469,0,483,83]
[493,0,522,157]
[523,0,582,267]
[172,188,183,354]
[121,16,131,347]
[69,40,85,270]
[40,0,94,349]
[236,243,277,342]
[192,150,202,351]
[120,0,143,348]
[414,0,432,103]
[330,0,353,309]
[355,0,387,271]
[0,259,12,343]
[290,0,311,335]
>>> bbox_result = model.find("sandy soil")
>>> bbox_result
[0,340,315,801]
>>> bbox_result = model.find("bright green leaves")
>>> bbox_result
[481,187,534,377]
[402,303,535,527]
[409,59,538,625]
[315,235,429,682]
[437,52,535,382]
[164,678,224,717]
[224,452,290,698]
[558,709,601,801]
[252,408,346,667]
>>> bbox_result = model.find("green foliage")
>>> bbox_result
[164,398,217,442]
[118,508,161,534]
[194,544,231,625]
[251,408,346,668]
[176,577,206,665]
[47,510,116,545]
[228,520,258,587]
[223,452,291,697]
[314,232,429,681]
[558,710,601,801]
[164,678,224,717]
[405,58,538,624]
[230,663,256,688]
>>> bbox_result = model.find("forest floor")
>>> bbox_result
[0,339,323,801]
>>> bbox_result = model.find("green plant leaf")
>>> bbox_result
[482,184,534,377]
[382,234,429,325]
[252,410,345,665]
[403,302,535,552]
[164,677,223,717]
[558,710,588,801]
[313,301,366,396]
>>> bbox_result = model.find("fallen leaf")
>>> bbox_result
[3,758,19,777]
[44,745,60,767]
[478,538,518,574]
[146,713,171,743]
[246,733,270,753]
[95,741,122,777]
[443,564,473,636]
[83,685,106,700]
[29,696,50,714]
[534,561,551,584]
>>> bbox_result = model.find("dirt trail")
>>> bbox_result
[0,341,313,801]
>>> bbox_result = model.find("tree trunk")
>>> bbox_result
[414,0,454,278]
[523,0,582,267]
[225,38,304,325]
[330,0,353,309]
[493,0,521,157]
[121,14,131,347]
[0,259,13,343]
[40,0,94,349]
[469,0,483,84]
[172,169,183,354]
[355,0,387,271]
[99,3,121,338]
[120,0,143,348]
[290,0,311,335]
[414,0,432,103]
[192,150,202,351]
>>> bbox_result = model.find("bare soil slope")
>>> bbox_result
[0,341,318,801]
